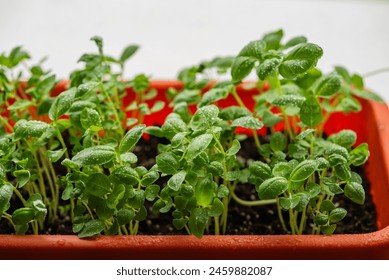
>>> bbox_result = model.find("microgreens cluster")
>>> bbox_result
[0,30,383,238]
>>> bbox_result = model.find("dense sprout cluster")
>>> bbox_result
[0,30,383,238]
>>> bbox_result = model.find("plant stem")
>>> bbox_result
[100,84,124,136]
[363,67,389,77]
[231,190,276,206]
[276,198,288,233]
[231,87,261,148]
[214,216,220,235]
[13,186,27,206]
[298,207,307,234]
[274,72,294,141]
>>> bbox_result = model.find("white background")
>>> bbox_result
[1,260,388,279]
[1,0,389,101]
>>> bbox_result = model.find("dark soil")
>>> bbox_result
[136,137,377,235]
[0,136,377,235]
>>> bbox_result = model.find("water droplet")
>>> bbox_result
[57,239,66,246]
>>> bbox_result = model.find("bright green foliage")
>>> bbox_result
[0,29,379,239]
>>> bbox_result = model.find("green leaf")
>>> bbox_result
[0,184,13,215]
[140,171,159,187]
[328,154,347,167]
[34,74,57,100]
[279,196,300,210]
[119,152,137,164]
[134,205,147,221]
[272,162,292,178]
[231,56,256,83]
[226,139,241,156]
[111,166,139,186]
[190,105,220,131]
[335,66,352,84]
[306,183,321,198]
[80,108,101,129]
[344,182,365,205]
[351,74,364,90]
[47,148,67,163]
[313,74,342,98]
[208,198,224,217]
[336,96,362,113]
[219,106,251,121]
[270,132,287,152]
[156,152,180,175]
[279,43,323,79]
[49,87,77,120]
[272,95,305,106]
[13,170,30,188]
[76,81,100,97]
[300,96,322,127]
[133,74,150,93]
[320,200,336,212]
[14,120,50,140]
[257,177,288,199]
[71,145,115,166]
[150,101,165,113]
[78,219,105,238]
[284,36,307,49]
[294,192,310,212]
[263,29,283,50]
[314,213,328,226]
[85,173,112,197]
[27,194,47,220]
[198,87,230,107]
[119,45,139,63]
[321,224,336,235]
[328,130,356,149]
[231,116,263,130]
[195,175,216,207]
[145,185,160,201]
[9,46,30,67]
[216,184,229,198]
[349,143,369,166]
[173,218,187,230]
[186,134,213,160]
[117,208,135,225]
[249,161,272,180]
[8,100,33,110]
[334,164,351,181]
[352,89,385,103]
[12,207,35,225]
[188,207,208,238]
[262,110,283,127]
[329,208,347,223]
[118,124,146,154]
[162,114,187,139]
[238,40,266,59]
[322,177,343,195]
[256,58,281,80]
[289,160,318,182]
[296,129,315,140]
[167,170,186,191]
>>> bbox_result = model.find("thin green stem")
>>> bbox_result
[363,67,389,77]
[231,190,276,206]
[100,84,124,136]
[273,72,294,141]
[214,216,220,235]
[298,207,307,234]
[13,186,27,206]
[276,198,288,233]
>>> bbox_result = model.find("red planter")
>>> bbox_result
[1,81,389,260]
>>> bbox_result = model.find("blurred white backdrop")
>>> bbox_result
[1,0,388,101]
